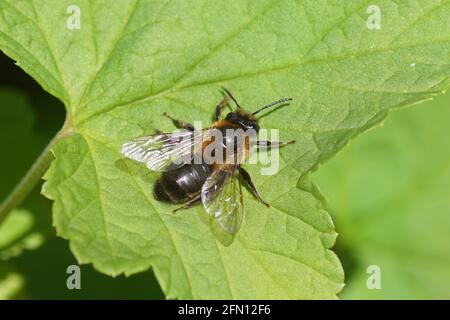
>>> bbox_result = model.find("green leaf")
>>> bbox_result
[1,0,450,298]
[315,92,450,299]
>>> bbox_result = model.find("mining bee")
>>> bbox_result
[121,88,294,235]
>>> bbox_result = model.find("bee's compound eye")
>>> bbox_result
[225,112,237,121]
[242,120,259,132]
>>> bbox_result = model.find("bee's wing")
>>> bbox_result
[121,129,208,172]
[201,167,244,234]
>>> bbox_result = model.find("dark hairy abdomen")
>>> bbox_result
[154,163,212,204]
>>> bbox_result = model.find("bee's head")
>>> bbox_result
[225,110,260,132]
[220,87,292,132]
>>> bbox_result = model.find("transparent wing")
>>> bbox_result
[121,129,207,171]
[201,167,244,234]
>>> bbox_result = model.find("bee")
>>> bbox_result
[121,88,294,235]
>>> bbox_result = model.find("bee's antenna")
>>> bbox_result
[221,87,241,109]
[252,97,292,115]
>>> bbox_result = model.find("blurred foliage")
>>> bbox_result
[0,209,44,260]
[315,92,450,299]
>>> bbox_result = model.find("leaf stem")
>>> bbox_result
[0,119,73,225]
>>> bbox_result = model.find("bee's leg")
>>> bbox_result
[256,140,296,149]
[173,194,201,213]
[238,166,270,207]
[163,112,195,131]
[214,96,230,120]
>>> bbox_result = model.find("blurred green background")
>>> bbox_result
[314,90,450,299]
[1,51,449,299]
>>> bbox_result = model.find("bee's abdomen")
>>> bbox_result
[153,163,212,204]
